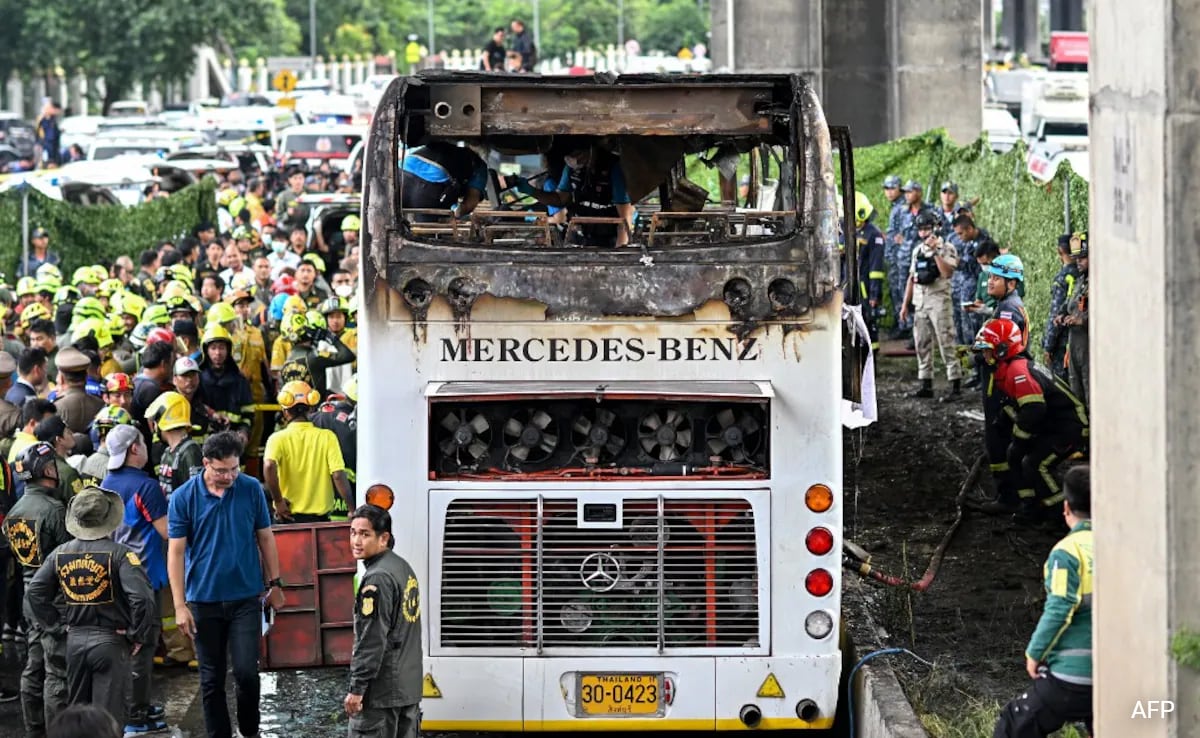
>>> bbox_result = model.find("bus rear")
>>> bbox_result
[358,72,845,731]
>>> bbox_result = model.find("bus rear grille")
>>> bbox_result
[439,498,759,649]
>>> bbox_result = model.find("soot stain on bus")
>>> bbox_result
[361,73,840,348]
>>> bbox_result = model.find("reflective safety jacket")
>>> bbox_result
[993,357,1089,444]
[857,222,886,304]
[1026,521,1094,684]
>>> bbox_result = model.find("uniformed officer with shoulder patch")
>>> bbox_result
[2,442,71,737]
[26,485,156,729]
[344,504,423,738]
[53,347,105,436]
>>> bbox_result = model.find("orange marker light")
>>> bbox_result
[365,484,395,510]
[805,484,833,513]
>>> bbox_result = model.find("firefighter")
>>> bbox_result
[344,504,423,738]
[319,296,357,394]
[25,486,157,731]
[313,374,357,519]
[208,300,271,462]
[2,442,71,738]
[972,318,1089,521]
[853,192,886,351]
[198,324,254,437]
[80,405,134,486]
[280,312,355,400]
[264,381,352,523]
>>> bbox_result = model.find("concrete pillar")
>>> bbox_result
[1091,0,1200,735]
[711,0,822,84]
[1001,0,1040,55]
[822,0,892,145]
[1049,0,1085,31]
[237,59,252,93]
[256,59,268,93]
[890,0,983,144]
[69,72,87,115]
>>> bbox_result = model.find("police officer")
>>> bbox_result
[26,486,156,729]
[889,180,931,337]
[1041,235,1079,382]
[54,347,105,435]
[899,211,962,400]
[1,442,70,738]
[949,213,991,352]
[400,141,489,221]
[345,504,423,738]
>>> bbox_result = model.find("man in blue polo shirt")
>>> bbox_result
[167,431,285,738]
[400,141,489,221]
[103,424,170,733]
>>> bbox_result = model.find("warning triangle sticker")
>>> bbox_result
[756,673,785,698]
[423,673,443,698]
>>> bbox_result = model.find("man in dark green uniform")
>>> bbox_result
[1,442,71,737]
[344,504,422,738]
[281,312,355,400]
[26,486,157,730]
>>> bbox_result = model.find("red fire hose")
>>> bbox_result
[843,452,986,592]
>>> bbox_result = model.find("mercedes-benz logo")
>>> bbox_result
[579,552,622,592]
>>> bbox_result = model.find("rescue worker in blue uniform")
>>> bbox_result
[516,143,635,247]
[400,141,489,221]
[993,466,1093,737]
[881,175,906,335]
[2,442,70,738]
[891,180,932,337]
[853,192,886,350]
[25,486,157,731]
[345,504,423,738]
[1041,235,1079,382]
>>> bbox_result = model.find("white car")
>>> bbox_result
[982,106,1021,153]
[278,123,364,170]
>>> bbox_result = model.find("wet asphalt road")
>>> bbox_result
[0,639,353,738]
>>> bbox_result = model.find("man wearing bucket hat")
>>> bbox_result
[26,485,156,731]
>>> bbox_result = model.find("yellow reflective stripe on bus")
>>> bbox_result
[422,717,835,731]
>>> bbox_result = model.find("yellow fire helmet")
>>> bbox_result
[73,317,113,349]
[169,263,194,286]
[18,302,51,330]
[277,380,321,409]
[107,312,127,337]
[282,294,306,317]
[854,191,874,225]
[344,374,358,403]
[145,391,192,432]
[15,277,37,298]
[280,312,311,342]
[141,303,171,327]
[35,275,61,294]
[304,309,327,332]
[201,322,234,348]
[113,291,147,320]
[35,263,62,282]
[97,278,124,299]
[206,301,238,326]
[158,280,191,303]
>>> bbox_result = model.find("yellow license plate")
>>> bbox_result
[578,673,663,716]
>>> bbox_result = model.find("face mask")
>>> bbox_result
[271,240,287,254]
[334,284,354,298]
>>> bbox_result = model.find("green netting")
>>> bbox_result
[850,129,1089,350]
[0,180,217,277]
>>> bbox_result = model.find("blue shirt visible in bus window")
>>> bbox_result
[402,155,488,192]
[167,471,271,604]
[555,163,631,204]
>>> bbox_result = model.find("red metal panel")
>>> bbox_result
[263,521,357,669]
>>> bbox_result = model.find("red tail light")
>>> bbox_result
[805,569,833,597]
[805,527,834,556]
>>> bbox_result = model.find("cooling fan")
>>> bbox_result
[503,408,560,464]
[571,407,626,463]
[437,409,492,467]
[637,408,693,462]
[704,407,764,463]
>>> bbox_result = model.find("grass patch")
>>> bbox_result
[920,699,1086,738]
[1171,627,1200,670]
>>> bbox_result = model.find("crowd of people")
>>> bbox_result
[0,158,379,736]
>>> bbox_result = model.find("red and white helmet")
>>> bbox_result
[973,318,1024,360]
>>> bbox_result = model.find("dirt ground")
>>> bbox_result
[843,347,1069,728]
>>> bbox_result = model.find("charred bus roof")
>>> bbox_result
[362,72,839,326]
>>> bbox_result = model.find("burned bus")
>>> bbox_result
[357,72,848,731]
